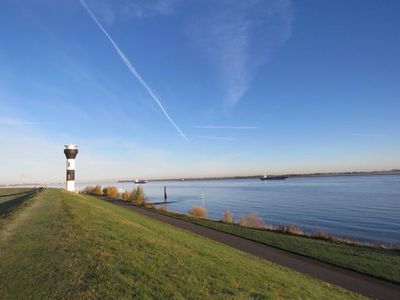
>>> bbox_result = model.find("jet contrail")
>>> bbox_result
[79,0,189,142]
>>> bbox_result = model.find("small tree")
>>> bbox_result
[102,187,108,196]
[223,210,233,223]
[130,186,146,205]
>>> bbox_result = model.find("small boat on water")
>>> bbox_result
[134,179,147,184]
[260,174,289,181]
[118,179,148,184]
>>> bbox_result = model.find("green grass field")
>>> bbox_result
[0,189,363,299]
[144,207,400,284]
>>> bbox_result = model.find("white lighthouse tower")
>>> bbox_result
[64,144,78,192]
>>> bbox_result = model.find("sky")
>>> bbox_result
[0,0,399,184]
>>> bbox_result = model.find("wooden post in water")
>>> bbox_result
[164,186,167,203]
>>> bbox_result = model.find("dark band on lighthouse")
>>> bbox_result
[64,149,78,159]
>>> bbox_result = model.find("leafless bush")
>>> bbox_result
[103,186,119,198]
[188,206,207,218]
[238,213,266,228]
[311,229,329,240]
[82,185,102,195]
[275,224,304,235]
[121,191,131,201]
[159,205,169,212]
[223,210,234,223]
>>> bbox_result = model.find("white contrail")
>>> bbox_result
[79,0,189,142]
[196,125,258,129]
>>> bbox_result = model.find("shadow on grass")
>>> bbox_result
[0,189,41,219]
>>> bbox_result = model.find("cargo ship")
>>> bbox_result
[260,175,289,181]
[118,179,148,184]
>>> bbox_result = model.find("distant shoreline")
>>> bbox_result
[2,170,399,187]
[120,169,400,183]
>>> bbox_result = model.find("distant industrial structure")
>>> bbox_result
[64,144,78,192]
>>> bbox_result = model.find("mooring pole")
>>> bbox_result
[164,186,167,203]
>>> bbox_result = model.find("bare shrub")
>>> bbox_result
[82,185,94,193]
[245,213,266,228]
[82,185,102,195]
[223,210,234,224]
[92,185,103,195]
[104,186,118,198]
[238,213,266,228]
[121,191,131,201]
[238,215,247,227]
[311,229,329,240]
[159,205,169,212]
[276,224,304,235]
[188,206,207,218]
[144,202,155,209]
[131,186,147,205]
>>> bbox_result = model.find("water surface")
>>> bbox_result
[78,175,400,244]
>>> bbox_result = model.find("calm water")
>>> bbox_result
[76,175,400,244]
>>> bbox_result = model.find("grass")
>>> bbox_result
[143,207,400,284]
[0,189,362,299]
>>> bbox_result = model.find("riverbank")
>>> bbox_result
[102,197,400,284]
[0,188,363,299]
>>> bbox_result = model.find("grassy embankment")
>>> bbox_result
[0,188,362,299]
[140,206,400,284]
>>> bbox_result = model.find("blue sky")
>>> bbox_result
[0,0,399,183]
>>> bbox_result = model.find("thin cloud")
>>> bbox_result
[196,125,258,129]
[79,0,189,142]
[336,133,383,137]
[187,0,294,109]
[0,117,41,126]
[87,0,181,24]
[124,0,181,19]
[197,136,237,141]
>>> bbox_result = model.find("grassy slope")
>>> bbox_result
[0,189,363,299]
[143,208,400,284]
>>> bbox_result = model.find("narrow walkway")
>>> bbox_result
[108,200,400,300]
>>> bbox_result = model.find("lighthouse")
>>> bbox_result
[64,144,78,192]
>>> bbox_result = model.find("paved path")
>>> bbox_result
[108,200,400,300]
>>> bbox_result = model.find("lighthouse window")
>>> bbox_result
[66,170,75,181]
[68,162,71,167]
